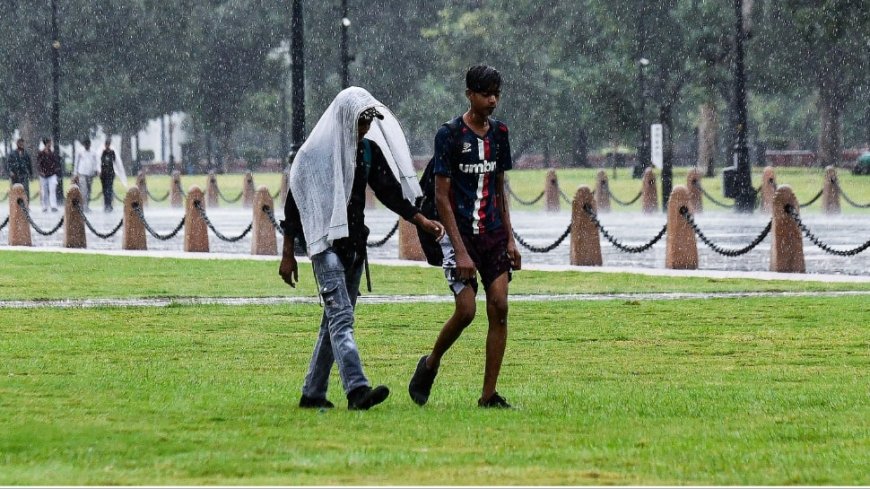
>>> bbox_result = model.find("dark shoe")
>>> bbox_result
[51,207,58,212]
[299,395,335,409]
[478,392,512,409]
[408,355,438,406]
[347,385,390,411]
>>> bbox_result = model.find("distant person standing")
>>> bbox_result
[36,138,60,212]
[100,140,117,212]
[74,139,100,212]
[6,138,33,199]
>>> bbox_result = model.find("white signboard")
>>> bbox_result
[650,123,663,169]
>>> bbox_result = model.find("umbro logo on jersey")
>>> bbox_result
[459,160,497,174]
[461,142,472,153]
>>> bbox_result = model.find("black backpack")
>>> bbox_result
[415,117,507,266]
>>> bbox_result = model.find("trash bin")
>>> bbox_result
[722,165,739,198]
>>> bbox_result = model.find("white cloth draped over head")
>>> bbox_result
[288,86,422,256]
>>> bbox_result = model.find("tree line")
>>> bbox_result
[1,0,867,173]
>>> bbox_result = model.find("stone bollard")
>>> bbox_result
[122,187,147,250]
[63,185,86,248]
[136,171,149,207]
[170,171,184,208]
[242,172,255,208]
[770,185,805,273]
[686,168,703,214]
[822,166,841,215]
[206,172,220,208]
[279,171,289,207]
[759,166,777,214]
[397,219,425,261]
[665,186,698,270]
[365,185,376,209]
[594,170,611,213]
[184,186,209,253]
[641,167,659,214]
[251,186,278,255]
[570,186,602,266]
[545,170,560,212]
[7,184,32,246]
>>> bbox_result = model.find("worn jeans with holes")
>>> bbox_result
[302,248,369,398]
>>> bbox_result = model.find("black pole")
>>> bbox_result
[279,68,289,160]
[51,0,64,203]
[732,0,754,212]
[290,0,305,156]
[340,0,350,89]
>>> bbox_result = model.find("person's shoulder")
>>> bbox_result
[490,118,509,134]
[436,116,464,137]
[364,138,384,154]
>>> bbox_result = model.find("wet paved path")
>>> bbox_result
[3,290,869,309]
[3,206,868,276]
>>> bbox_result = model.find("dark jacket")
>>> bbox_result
[6,149,32,181]
[36,149,59,178]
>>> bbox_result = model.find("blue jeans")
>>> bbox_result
[302,248,369,398]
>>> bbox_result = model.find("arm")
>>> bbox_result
[368,144,442,236]
[496,172,521,270]
[278,188,302,287]
[435,174,476,280]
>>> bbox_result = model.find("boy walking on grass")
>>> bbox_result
[409,65,521,408]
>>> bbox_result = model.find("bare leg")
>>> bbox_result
[481,272,509,400]
[426,286,476,370]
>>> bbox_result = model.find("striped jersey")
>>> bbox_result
[433,116,512,235]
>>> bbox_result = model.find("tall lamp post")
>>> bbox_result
[633,57,650,179]
[731,0,754,212]
[340,0,353,89]
[289,0,305,160]
[51,0,64,203]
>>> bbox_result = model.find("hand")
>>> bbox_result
[279,254,299,288]
[455,252,477,281]
[506,239,522,271]
[420,218,444,239]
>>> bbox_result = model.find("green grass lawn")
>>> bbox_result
[1,297,868,485]
[0,251,868,484]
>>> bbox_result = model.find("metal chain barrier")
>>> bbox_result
[694,182,735,209]
[0,215,8,232]
[175,180,187,198]
[272,188,281,200]
[31,190,40,200]
[16,198,64,236]
[90,190,101,202]
[798,189,823,207]
[147,189,170,202]
[512,224,571,253]
[558,187,573,205]
[262,205,285,236]
[193,201,252,242]
[367,220,400,247]
[786,205,870,256]
[74,202,123,239]
[132,203,185,240]
[216,186,243,203]
[584,204,666,253]
[609,189,643,207]
[680,206,771,256]
[836,182,870,209]
[113,190,125,204]
[506,183,545,206]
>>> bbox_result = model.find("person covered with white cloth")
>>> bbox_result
[73,139,100,212]
[278,87,443,411]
